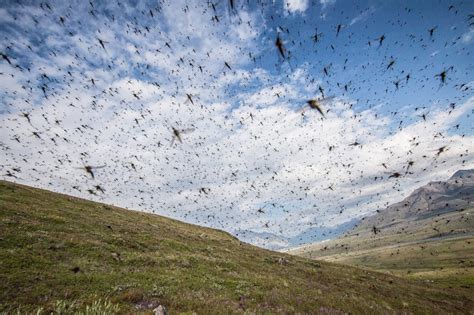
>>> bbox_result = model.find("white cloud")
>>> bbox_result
[284,0,309,14]
[461,27,474,44]
[349,7,376,26]
[320,0,336,9]
[0,0,473,249]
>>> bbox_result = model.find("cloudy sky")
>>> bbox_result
[1,0,473,248]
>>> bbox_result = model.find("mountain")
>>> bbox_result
[248,170,474,251]
[235,219,359,251]
[1,180,472,313]
[287,218,359,245]
[353,169,473,231]
[287,170,474,294]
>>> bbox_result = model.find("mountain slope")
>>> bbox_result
[287,170,474,292]
[1,180,472,314]
[353,169,474,231]
[235,218,359,251]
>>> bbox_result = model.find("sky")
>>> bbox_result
[1,0,473,249]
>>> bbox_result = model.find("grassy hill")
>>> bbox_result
[286,211,474,289]
[286,171,474,297]
[1,180,473,314]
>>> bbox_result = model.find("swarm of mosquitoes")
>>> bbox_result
[0,0,473,248]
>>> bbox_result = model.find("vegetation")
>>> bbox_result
[1,180,473,314]
[287,209,474,300]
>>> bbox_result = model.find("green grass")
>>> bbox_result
[287,209,474,301]
[1,180,473,314]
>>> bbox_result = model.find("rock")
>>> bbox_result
[153,305,168,315]
[277,257,289,265]
[111,252,122,262]
[134,300,160,310]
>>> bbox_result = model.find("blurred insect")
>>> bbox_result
[428,26,437,39]
[301,96,335,118]
[386,59,396,71]
[435,67,453,86]
[1,52,12,65]
[185,93,195,105]
[311,28,323,45]
[434,146,447,157]
[388,172,402,178]
[97,38,108,51]
[171,127,195,146]
[372,226,380,235]
[20,112,32,125]
[376,34,385,47]
[76,165,106,179]
[336,24,343,37]
[275,34,286,59]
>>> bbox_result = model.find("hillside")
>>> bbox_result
[287,170,474,292]
[1,180,473,314]
[353,169,473,232]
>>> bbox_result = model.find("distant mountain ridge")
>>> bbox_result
[451,169,474,180]
[286,170,474,292]
[285,170,474,296]
[352,169,473,233]
[235,218,359,250]
[246,170,473,250]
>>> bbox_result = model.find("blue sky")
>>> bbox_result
[1,0,473,248]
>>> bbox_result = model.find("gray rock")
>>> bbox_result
[153,305,168,315]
